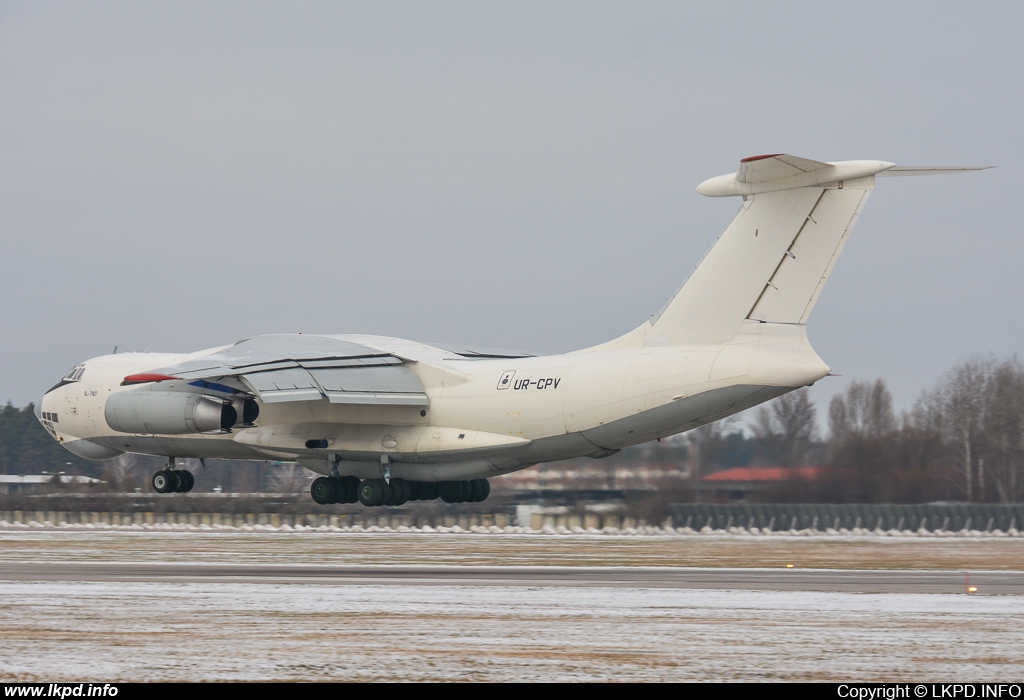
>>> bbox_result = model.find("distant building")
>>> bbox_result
[699,466,822,502]
[0,475,104,495]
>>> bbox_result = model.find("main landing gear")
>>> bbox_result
[152,457,195,493]
[309,477,490,507]
[310,475,361,505]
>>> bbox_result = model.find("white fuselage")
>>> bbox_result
[39,322,827,481]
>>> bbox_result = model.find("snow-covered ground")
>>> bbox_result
[1,529,1022,681]
[1,580,1022,681]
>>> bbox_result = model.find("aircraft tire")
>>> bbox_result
[310,477,337,505]
[468,479,484,502]
[152,470,172,494]
[393,479,410,505]
[344,476,360,503]
[477,478,490,502]
[178,470,195,493]
[336,476,347,501]
[385,479,401,505]
[425,482,440,500]
[440,480,463,503]
[381,480,397,506]
[329,476,348,503]
[358,479,384,507]
[165,470,182,492]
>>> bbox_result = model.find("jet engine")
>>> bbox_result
[105,390,237,435]
[231,397,260,427]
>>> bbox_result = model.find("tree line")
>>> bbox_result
[741,355,1024,503]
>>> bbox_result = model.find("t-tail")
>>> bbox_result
[593,154,990,350]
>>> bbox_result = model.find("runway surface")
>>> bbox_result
[3,561,1022,594]
[3,531,1023,680]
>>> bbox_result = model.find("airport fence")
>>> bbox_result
[2,504,1022,533]
[0,509,516,530]
[669,503,1024,532]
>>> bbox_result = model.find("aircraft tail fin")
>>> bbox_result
[636,155,988,347]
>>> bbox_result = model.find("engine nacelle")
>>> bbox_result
[105,390,237,435]
[231,397,260,428]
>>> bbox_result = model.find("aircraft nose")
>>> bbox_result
[37,392,61,442]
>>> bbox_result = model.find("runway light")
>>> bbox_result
[968,586,978,593]
[786,564,794,569]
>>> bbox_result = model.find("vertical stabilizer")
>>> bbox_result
[644,155,894,346]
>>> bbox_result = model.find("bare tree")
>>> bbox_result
[751,388,818,466]
[978,357,1024,502]
[825,379,900,502]
[939,357,992,500]
[104,453,145,492]
[905,356,1024,503]
[267,462,312,494]
[829,379,896,441]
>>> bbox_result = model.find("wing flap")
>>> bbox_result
[324,392,430,406]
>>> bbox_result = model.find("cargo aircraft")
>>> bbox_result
[38,154,986,506]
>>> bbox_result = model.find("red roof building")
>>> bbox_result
[699,466,823,501]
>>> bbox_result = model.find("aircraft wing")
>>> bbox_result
[123,334,430,406]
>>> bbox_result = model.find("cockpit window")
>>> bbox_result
[46,364,86,395]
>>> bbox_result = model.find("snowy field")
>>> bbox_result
[1,529,1022,681]
[2,581,1023,682]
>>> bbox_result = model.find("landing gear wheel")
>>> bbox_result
[165,470,182,492]
[358,479,385,507]
[424,482,440,500]
[344,476,360,503]
[328,476,347,502]
[467,479,484,502]
[311,476,338,505]
[381,479,398,506]
[152,470,172,494]
[476,478,490,502]
[178,470,195,493]
[440,480,465,503]
[389,479,409,506]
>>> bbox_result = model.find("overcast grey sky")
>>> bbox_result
[1,1,1020,426]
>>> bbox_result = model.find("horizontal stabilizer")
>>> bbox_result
[697,155,991,198]
[736,154,831,183]
[698,155,895,197]
[878,165,993,176]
